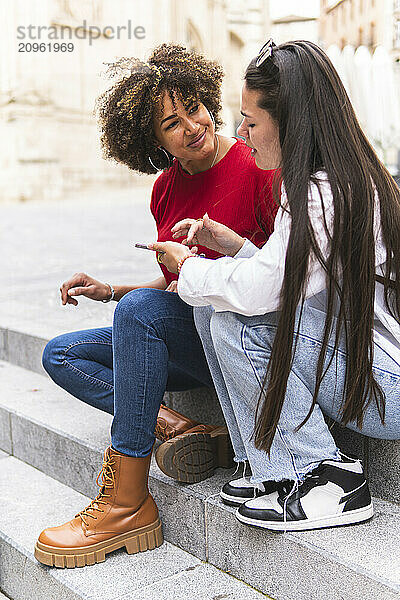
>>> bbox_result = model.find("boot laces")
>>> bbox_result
[252,481,265,498]
[281,480,299,532]
[76,453,116,527]
[154,417,174,441]
[277,466,328,532]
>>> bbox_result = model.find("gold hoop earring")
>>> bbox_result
[209,111,215,130]
[148,147,172,171]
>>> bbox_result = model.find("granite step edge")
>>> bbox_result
[0,455,268,600]
[1,325,400,505]
[0,399,399,599]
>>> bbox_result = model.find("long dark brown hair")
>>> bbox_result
[246,41,400,453]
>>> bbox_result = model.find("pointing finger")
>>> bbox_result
[171,219,195,233]
[186,222,203,244]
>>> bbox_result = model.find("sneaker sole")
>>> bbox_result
[155,429,233,483]
[220,491,252,507]
[34,518,163,568]
[236,504,374,531]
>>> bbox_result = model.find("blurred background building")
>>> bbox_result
[320,0,399,52]
[0,0,399,203]
[0,0,270,202]
[320,0,400,173]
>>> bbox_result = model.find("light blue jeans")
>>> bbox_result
[194,303,400,484]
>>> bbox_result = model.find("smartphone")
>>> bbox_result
[134,243,165,254]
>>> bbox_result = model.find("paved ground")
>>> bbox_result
[1,183,162,339]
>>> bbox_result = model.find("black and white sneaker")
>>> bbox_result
[220,461,279,506]
[236,456,373,531]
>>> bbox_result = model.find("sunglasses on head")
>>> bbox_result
[255,39,276,68]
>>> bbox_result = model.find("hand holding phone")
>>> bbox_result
[134,243,165,254]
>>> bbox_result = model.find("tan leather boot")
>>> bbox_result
[155,424,234,483]
[154,404,200,441]
[34,446,162,568]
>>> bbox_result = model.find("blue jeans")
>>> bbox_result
[194,303,400,484]
[42,289,213,457]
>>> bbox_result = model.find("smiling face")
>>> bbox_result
[153,91,215,164]
[237,83,281,170]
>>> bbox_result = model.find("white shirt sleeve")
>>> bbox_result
[233,238,259,259]
[177,177,332,315]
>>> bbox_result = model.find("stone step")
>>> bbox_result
[0,453,267,600]
[0,360,399,600]
[0,324,399,505]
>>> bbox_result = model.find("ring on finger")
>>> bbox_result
[157,252,163,264]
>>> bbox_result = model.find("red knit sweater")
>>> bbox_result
[150,138,278,285]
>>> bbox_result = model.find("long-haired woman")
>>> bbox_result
[151,40,400,531]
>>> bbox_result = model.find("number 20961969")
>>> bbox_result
[18,42,74,52]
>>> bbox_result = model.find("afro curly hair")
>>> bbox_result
[96,43,224,175]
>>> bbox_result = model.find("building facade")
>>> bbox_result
[0,0,270,202]
[271,14,319,45]
[319,0,400,58]
[319,0,400,172]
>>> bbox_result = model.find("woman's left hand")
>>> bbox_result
[149,241,197,274]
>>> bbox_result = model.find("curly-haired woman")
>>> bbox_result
[35,43,277,567]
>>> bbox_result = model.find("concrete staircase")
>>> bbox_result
[0,325,399,600]
[0,452,266,600]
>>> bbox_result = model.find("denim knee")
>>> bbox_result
[210,311,242,352]
[113,288,162,329]
[42,335,65,377]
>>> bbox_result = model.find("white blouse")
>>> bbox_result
[177,172,400,365]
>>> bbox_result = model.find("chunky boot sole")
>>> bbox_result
[155,427,233,483]
[34,518,163,568]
